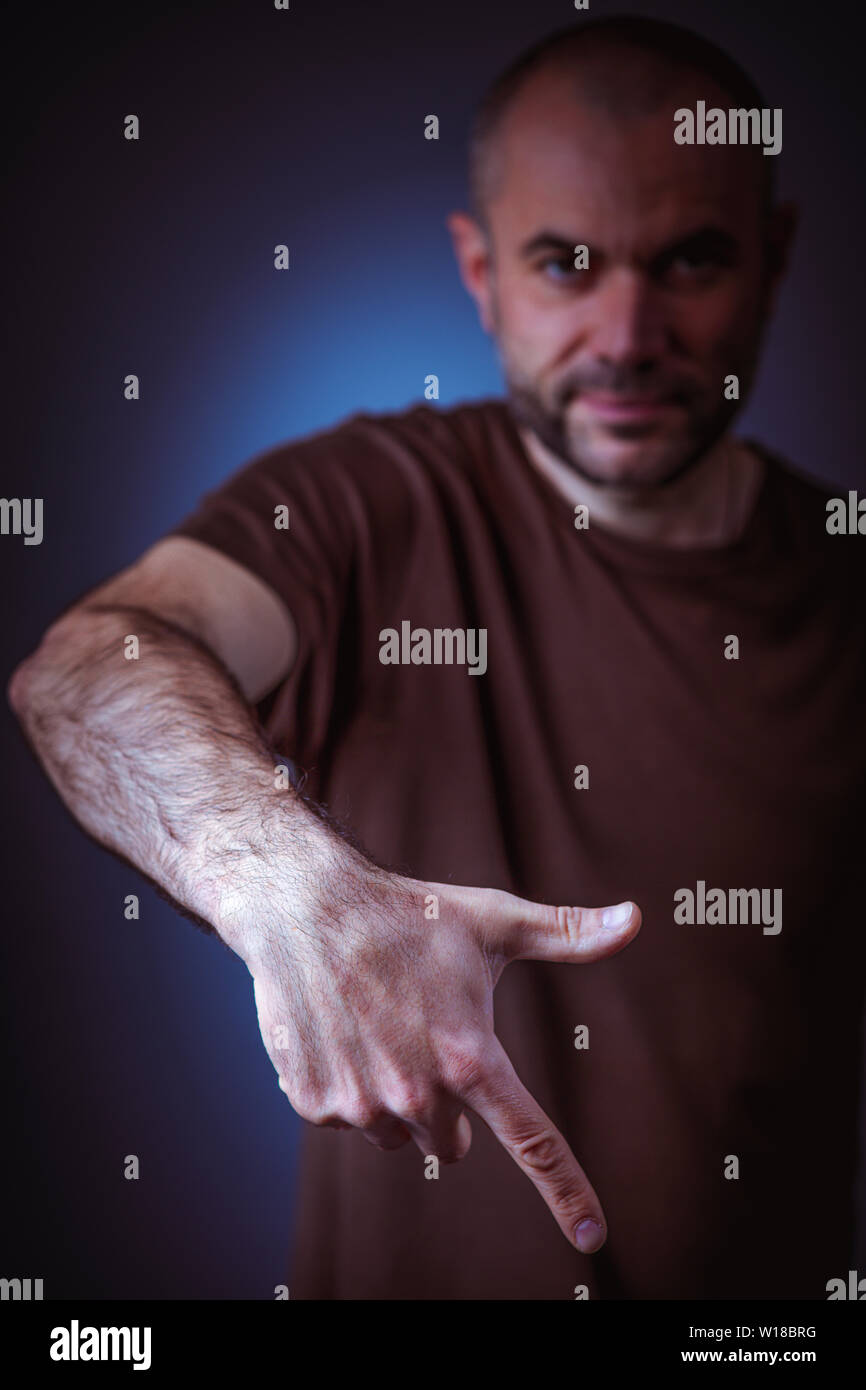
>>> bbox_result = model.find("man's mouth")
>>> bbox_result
[576,392,678,422]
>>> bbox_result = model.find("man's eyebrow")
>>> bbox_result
[517,223,739,264]
[651,225,740,264]
[518,230,589,259]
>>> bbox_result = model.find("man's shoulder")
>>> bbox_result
[746,437,866,575]
[255,396,513,483]
[746,437,837,501]
[199,396,518,569]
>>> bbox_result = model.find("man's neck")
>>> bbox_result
[517,425,766,549]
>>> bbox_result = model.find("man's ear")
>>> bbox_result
[763,200,798,311]
[447,210,496,334]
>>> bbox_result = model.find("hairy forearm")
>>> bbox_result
[7,602,357,955]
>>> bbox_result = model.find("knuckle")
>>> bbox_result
[287,1086,334,1126]
[338,1100,378,1131]
[486,887,513,915]
[381,1082,434,1125]
[294,1099,333,1126]
[435,1034,490,1095]
[515,1128,562,1176]
[279,1080,327,1123]
[554,904,585,943]
[298,1083,376,1131]
[462,884,508,916]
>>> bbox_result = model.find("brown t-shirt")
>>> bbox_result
[171,398,866,1300]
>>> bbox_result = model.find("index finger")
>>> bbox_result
[462,1039,607,1254]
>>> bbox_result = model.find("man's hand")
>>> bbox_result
[231,853,640,1255]
[7,540,638,1255]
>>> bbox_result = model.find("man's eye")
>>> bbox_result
[538,257,583,282]
[672,252,715,271]
[663,251,727,284]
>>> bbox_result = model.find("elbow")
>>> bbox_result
[8,613,78,719]
[7,657,33,718]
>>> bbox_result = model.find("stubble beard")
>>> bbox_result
[505,367,743,493]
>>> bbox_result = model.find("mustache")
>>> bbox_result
[554,368,697,407]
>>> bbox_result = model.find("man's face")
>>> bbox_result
[451,68,792,490]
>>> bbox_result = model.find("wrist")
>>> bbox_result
[178,780,355,962]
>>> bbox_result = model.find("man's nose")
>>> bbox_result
[587,268,668,368]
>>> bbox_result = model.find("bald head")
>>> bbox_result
[468,17,776,235]
[447,16,795,497]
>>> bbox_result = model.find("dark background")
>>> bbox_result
[2,0,864,1297]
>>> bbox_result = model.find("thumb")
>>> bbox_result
[480,889,641,964]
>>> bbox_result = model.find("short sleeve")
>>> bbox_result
[165,409,420,770]
[170,426,354,653]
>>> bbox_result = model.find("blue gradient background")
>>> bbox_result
[2,0,864,1297]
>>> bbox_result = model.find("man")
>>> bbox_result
[8,16,866,1299]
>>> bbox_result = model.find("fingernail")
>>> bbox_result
[602,901,632,929]
[575,1218,605,1253]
